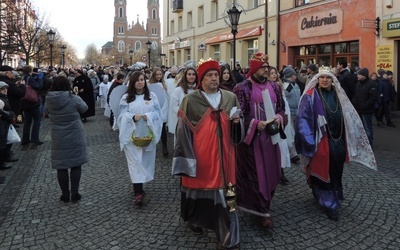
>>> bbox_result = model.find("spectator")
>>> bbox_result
[46,76,88,203]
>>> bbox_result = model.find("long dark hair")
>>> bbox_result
[49,76,73,93]
[178,67,197,94]
[148,67,166,90]
[126,71,151,103]
[219,64,236,91]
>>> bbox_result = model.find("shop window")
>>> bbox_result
[318,44,331,54]
[318,56,331,67]
[307,45,316,55]
[334,43,347,54]
[247,39,259,62]
[349,42,359,53]
[213,45,221,62]
[296,0,310,7]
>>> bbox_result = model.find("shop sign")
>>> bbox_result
[298,9,343,38]
[382,18,400,38]
[375,46,393,71]
[198,43,206,51]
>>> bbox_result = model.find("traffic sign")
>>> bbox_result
[142,55,147,61]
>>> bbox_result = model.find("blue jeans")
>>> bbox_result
[22,106,41,143]
[359,114,373,148]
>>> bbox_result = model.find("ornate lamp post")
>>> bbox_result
[47,29,56,69]
[61,45,67,69]
[227,4,242,70]
[129,49,134,65]
[146,40,152,68]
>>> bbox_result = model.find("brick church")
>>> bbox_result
[101,0,161,64]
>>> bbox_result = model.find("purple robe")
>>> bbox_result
[233,77,285,216]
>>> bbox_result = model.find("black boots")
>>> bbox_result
[281,168,289,184]
[162,145,169,157]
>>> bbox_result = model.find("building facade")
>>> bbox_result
[102,0,161,65]
[162,0,267,68]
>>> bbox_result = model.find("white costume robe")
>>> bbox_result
[168,86,195,134]
[116,93,162,183]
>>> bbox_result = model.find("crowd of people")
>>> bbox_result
[0,55,393,248]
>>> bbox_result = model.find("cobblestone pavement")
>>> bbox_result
[0,106,399,250]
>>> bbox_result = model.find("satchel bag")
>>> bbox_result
[22,85,39,103]
[22,77,39,103]
[7,125,21,144]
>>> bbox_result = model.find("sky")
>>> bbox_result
[30,0,163,59]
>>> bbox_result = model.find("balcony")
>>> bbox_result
[172,0,183,13]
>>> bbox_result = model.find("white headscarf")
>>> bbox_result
[300,67,377,171]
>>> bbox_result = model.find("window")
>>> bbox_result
[118,41,125,52]
[212,44,220,62]
[296,0,310,7]
[178,16,182,32]
[170,20,175,35]
[152,28,157,35]
[187,11,192,29]
[118,27,124,34]
[119,7,124,17]
[211,0,218,22]
[152,9,156,19]
[198,6,204,27]
[151,42,158,50]
[135,41,141,51]
[247,39,259,62]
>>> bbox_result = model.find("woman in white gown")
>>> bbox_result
[168,67,197,136]
[115,71,162,206]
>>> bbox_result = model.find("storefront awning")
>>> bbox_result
[205,26,262,44]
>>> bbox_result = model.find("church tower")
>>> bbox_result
[104,0,161,66]
[147,0,161,46]
[113,0,128,52]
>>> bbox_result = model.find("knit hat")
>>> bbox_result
[308,64,317,72]
[246,52,269,78]
[197,59,221,88]
[283,66,296,79]
[386,70,393,76]
[357,68,369,78]
[0,81,9,89]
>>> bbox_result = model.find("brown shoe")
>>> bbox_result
[261,217,273,228]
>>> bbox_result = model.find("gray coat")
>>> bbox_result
[46,91,88,169]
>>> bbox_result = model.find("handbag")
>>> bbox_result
[22,85,39,103]
[22,77,39,103]
[7,125,21,144]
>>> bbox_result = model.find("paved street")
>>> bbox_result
[0,105,399,250]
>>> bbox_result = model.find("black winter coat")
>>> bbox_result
[352,78,378,114]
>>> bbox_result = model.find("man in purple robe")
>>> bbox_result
[233,53,285,228]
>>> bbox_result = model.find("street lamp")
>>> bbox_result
[146,40,152,68]
[129,49,134,65]
[61,45,67,69]
[227,4,242,71]
[47,29,56,69]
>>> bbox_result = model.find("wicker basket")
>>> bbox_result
[130,129,154,147]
